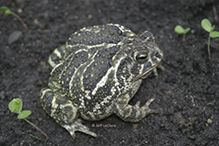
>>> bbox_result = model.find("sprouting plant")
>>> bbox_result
[174,25,190,42]
[1,6,28,30]
[8,98,48,140]
[201,18,219,59]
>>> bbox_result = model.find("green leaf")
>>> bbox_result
[174,25,184,34]
[201,19,212,32]
[8,98,23,114]
[17,110,32,119]
[1,6,12,15]
[210,31,219,38]
[184,28,190,34]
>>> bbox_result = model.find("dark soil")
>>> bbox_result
[1,0,219,146]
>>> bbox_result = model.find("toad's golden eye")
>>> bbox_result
[135,51,148,64]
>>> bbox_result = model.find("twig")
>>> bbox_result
[203,100,216,111]
[213,5,218,20]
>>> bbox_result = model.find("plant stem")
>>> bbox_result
[183,34,186,42]
[207,35,211,59]
[24,119,48,139]
[11,11,28,30]
[29,134,45,141]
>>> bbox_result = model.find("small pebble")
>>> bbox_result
[8,30,22,44]
[17,8,23,13]
[88,14,92,20]
[207,119,212,124]
[38,117,43,122]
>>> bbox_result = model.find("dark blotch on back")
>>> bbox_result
[67,25,124,46]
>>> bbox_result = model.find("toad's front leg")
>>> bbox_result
[113,93,157,122]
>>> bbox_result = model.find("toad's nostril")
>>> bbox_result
[154,51,160,58]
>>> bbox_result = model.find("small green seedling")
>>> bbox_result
[1,6,28,30]
[8,98,48,140]
[201,18,219,59]
[174,25,190,42]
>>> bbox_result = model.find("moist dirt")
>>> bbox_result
[0,0,219,146]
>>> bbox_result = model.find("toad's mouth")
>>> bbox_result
[141,68,154,78]
[132,65,157,82]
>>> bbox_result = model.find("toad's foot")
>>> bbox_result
[114,93,158,122]
[60,119,97,138]
[153,64,165,77]
[140,98,158,114]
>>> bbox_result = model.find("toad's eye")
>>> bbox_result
[135,51,148,64]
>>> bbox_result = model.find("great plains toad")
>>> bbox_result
[40,24,163,137]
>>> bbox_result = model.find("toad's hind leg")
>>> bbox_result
[48,45,66,68]
[40,88,97,137]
